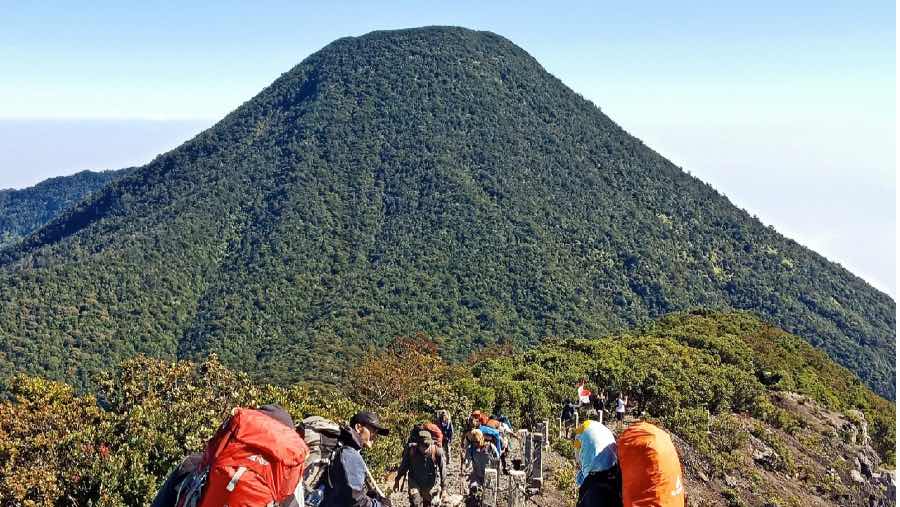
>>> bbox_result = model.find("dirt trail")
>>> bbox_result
[386,429,574,507]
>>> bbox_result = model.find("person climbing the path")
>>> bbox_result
[589,390,606,421]
[480,423,509,475]
[615,393,628,428]
[460,411,481,465]
[395,428,446,507]
[577,379,592,407]
[321,411,392,507]
[151,404,308,507]
[463,429,500,503]
[435,409,454,465]
[573,420,621,507]
[561,400,578,438]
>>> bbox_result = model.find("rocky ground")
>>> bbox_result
[676,393,895,507]
[385,429,576,507]
[383,397,895,506]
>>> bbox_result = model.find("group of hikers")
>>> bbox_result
[151,392,684,507]
[558,382,686,506]
[393,408,515,507]
[562,380,630,437]
[150,405,519,507]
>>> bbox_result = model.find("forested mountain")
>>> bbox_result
[0,27,893,398]
[0,168,130,249]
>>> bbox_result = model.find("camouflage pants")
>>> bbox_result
[408,482,441,507]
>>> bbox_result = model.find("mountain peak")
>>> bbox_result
[0,28,893,400]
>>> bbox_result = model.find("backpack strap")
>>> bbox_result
[429,445,441,467]
[325,442,344,489]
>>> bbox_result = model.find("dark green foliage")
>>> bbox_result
[463,311,893,465]
[0,169,130,249]
[0,312,893,506]
[0,27,893,400]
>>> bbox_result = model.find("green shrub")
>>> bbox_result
[552,438,576,460]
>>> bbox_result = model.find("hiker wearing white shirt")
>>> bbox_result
[615,393,628,428]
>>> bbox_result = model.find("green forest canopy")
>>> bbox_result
[0,311,892,506]
[0,169,129,249]
[0,27,893,399]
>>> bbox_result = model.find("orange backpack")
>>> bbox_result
[617,422,685,507]
[175,407,309,507]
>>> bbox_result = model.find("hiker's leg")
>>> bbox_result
[423,484,440,507]
[409,486,425,507]
[444,440,451,464]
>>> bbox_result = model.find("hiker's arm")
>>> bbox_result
[396,447,410,479]
[341,449,380,507]
[393,448,410,490]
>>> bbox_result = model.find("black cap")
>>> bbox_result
[349,411,390,436]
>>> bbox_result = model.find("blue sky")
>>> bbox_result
[0,1,895,296]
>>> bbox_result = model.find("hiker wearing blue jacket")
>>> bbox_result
[573,420,621,507]
[435,410,454,464]
[322,411,393,507]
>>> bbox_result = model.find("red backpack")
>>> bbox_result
[407,422,444,448]
[422,422,444,447]
[175,406,309,507]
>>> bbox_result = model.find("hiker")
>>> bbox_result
[321,411,392,507]
[151,404,308,507]
[573,420,621,507]
[435,409,454,464]
[615,393,628,428]
[464,429,500,496]
[489,410,513,432]
[472,423,509,475]
[561,401,578,438]
[395,428,447,507]
[459,412,482,464]
[589,391,606,421]
[577,379,592,406]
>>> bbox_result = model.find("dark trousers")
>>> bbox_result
[576,466,622,507]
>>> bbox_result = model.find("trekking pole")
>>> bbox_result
[363,462,386,499]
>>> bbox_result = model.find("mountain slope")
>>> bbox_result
[0,169,130,249]
[0,27,893,397]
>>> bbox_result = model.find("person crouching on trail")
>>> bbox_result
[435,409,454,464]
[395,429,447,507]
[321,411,392,507]
[573,420,621,507]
